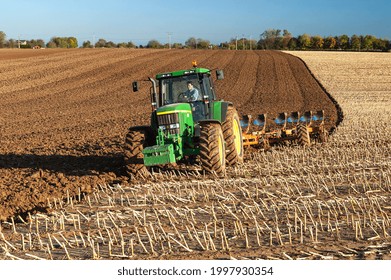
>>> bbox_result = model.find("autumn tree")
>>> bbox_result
[311,35,324,49]
[47,37,78,48]
[323,36,337,49]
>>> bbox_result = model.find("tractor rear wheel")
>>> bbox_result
[222,106,244,165]
[124,127,153,178]
[199,122,226,175]
[296,123,311,146]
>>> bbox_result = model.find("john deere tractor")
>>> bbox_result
[124,62,243,178]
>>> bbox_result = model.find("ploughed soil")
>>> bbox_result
[0,49,339,221]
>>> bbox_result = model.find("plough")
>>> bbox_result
[240,110,328,148]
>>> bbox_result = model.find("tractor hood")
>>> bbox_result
[156,103,193,116]
[156,103,194,137]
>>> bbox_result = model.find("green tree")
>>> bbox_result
[82,40,93,48]
[95,38,107,48]
[185,37,197,48]
[258,29,283,49]
[0,31,6,48]
[46,41,57,48]
[362,35,375,50]
[146,39,162,48]
[127,41,136,48]
[172,42,183,49]
[197,38,210,49]
[7,38,17,48]
[337,34,350,50]
[287,37,298,50]
[297,34,311,49]
[282,29,292,49]
[373,38,389,51]
[105,41,116,48]
[350,35,361,51]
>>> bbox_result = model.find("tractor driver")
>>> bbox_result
[180,81,199,102]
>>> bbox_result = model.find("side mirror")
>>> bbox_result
[216,69,224,80]
[132,81,139,92]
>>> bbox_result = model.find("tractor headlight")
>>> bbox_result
[169,123,180,129]
[159,125,166,131]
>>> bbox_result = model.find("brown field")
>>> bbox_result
[0,49,389,260]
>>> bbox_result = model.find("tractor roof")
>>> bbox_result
[156,67,210,79]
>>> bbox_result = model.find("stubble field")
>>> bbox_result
[0,49,389,260]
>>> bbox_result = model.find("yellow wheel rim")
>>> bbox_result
[218,133,224,164]
[233,118,242,155]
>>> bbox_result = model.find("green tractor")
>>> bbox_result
[124,62,243,178]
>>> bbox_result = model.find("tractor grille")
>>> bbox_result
[157,113,180,135]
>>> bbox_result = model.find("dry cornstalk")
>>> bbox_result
[46,244,53,260]
[0,233,17,251]
[79,232,86,247]
[202,231,209,250]
[28,233,32,250]
[169,235,193,252]
[144,227,155,254]
[25,253,46,260]
[135,226,149,254]
[192,228,206,251]
[244,229,249,249]
[129,238,134,257]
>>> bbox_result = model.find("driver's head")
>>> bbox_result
[187,81,194,90]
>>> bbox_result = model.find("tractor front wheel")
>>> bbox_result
[199,122,226,175]
[124,127,152,178]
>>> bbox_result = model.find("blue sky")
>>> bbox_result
[1,0,390,45]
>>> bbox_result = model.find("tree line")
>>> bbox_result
[0,29,390,51]
[255,29,391,52]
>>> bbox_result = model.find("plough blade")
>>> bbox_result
[240,114,252,134]
[287,111,300,128]
[274,112,287,128]
[312,110,324,122]
[241,109,327,148]
[253,114,267,132]
[299,111,312,124]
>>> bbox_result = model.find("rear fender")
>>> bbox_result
[211,101,231,122]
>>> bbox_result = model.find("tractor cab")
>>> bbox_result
[156,64,220,122]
